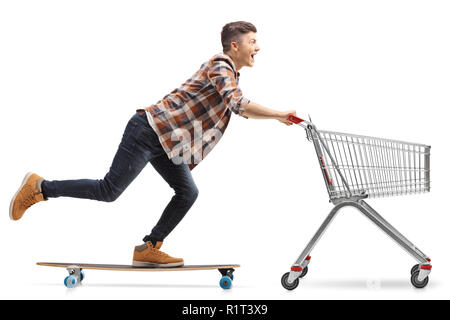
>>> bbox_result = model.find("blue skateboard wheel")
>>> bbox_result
[64,275,77,288]
[220,275,232,289]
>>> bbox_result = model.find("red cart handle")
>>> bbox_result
[287,114,306,124]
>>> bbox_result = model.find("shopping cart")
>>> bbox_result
[281,115,432,290]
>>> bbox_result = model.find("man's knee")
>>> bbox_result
[180,185,199,204]
[191,185,199,202]
[98,179,123,203]
[102,191,121,203]
[100,188,122,202]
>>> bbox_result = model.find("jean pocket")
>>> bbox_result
[135,124,157,144]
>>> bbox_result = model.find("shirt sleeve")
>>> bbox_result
[207,59,250,118]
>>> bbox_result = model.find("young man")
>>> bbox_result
[10,21,296,267]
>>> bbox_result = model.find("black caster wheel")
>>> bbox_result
[411,270,429,289]
[281,272,299,291]
[299,266,308,278]
[410,264,419,275]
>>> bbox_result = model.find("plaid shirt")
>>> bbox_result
[143,53,250,170]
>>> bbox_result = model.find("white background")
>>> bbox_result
[1,0,449,300]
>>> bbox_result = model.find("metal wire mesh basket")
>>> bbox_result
[314,130,431,201]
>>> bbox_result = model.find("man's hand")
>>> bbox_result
[276,110,297,126]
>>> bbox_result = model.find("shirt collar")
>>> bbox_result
[215,53,239,77]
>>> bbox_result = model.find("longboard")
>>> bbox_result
[37,262,240,289]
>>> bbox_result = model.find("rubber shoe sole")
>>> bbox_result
[132,260,184,268]
[9,172,35,221]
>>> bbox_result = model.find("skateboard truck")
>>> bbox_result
[65,265,85,288]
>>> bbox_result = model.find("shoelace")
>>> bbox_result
[21,185,38,209]
[149,247,170,257]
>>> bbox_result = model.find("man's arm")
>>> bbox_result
[241,101,296,126]
[207,59,296,125]
[208,60,250,117]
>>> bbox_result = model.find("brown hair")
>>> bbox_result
[221,21,257,52]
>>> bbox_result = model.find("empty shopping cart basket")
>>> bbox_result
[281,115,432,290]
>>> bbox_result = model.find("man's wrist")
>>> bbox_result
[273,111,285,120]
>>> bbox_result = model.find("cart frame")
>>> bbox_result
[282,115,432,290]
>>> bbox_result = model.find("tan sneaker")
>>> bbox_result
[10,172,47,221]
[132,241,184,267]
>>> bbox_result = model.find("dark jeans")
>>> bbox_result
[41,111,199,242]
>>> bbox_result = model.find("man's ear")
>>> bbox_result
[230,40,239,52]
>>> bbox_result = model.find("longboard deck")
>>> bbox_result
[37,262,240,272]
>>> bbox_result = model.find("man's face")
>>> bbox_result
[234,32,260,68]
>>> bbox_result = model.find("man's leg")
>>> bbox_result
[143,154,199,244]
[132,154,197,267]
[10,113,153,221]
[41,113,152,202]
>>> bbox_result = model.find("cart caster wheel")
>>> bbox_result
[410,264,419,275]
[299,266,308,278]
[281,272,299,290]
[220,276,232,289]
[411,271,429,289]
[64,275,77,288]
